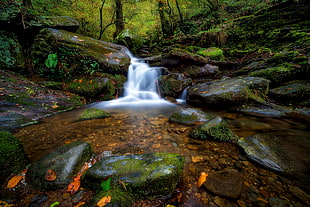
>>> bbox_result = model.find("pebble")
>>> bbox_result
[191,156,204,163]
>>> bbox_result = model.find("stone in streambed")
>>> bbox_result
[169,108,214,126]
[82,153,184,197]
[203,169,243,199]
[76,108,111,121]
[27,141,93,190]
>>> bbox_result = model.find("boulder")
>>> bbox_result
[27,16,79,32]
[31,28,130,81]
[189,116,238,142]
[181,64,219,79]
[161,48,209,68]
[27,141,93,190]
[158,73,192,98]
[0,132,29,187]
[203,169,243,199]
[169,108,214,126]
[63,76,116,100]
[237,132,310,192]
[269,80,310,107]
[0,30,25,69]
[76,108,111,121]
[82,153,184,197]
[197,47,224,61]
[187,76,270,108]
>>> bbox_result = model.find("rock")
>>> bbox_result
[0,112,36,131]
[249,63,307,85]
[30,28,130,81]
[161,48,209,67]
[27,141,93,190]
[27,16,80,32]
[187,76,270,108]
[0,132,29,187]
[63,76,116,100]
[76,108,111,121]
[0,30,25,69]
[82,152,184,197]
[180,64,219,79]
[269,80,310,107]
[203,169,243,199]
[169,108,214,126]
[197,47,224,61]
[237,132,310,192]
[158,73,192,98]
[189,116,238,142]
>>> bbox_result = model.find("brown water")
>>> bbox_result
[13,105,310,206]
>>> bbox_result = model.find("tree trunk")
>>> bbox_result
[23,0,33,9]
[114,0,124,39]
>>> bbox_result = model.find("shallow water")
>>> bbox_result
[13,102,310,206]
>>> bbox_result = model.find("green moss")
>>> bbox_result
[0,131,29,186]
[197,47,224,61]
[76,108,111,121]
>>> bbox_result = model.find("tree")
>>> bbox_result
[114,0,124,38]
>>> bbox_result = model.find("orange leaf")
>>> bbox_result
[73,201,85,207]
[78,79,83,83]
[96,196,111,207]
[197,172,208,188]
[67,179,81,195]
[45,169,57,181]
[7,175,24,188]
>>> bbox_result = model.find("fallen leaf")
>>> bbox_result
[197,171,208,188]
[45,169,57,181]
[67,178,81,195]
[73,201,85,207]
[6,169,28,188]
[96,196,111,207]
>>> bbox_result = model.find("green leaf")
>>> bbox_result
[100,175,112,191]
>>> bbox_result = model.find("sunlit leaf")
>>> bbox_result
[7,175,24,188]
[100,175,112,191]
[197,172,208,188]
[96,195,111,207]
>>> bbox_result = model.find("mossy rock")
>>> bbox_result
[189,117,238,142]
[82,153,184,198]
[0,132,29,187]
[158,73,192,98]
[169,108,214,126]
[84,187,135,207]
[76,108,111,121]
[197,47,224,61]
[63,76,115,100]
[249,63,308,85]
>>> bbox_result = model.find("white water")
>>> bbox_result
[90,52,176,112]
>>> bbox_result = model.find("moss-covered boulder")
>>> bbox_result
[63,76,115,100]
[187,76,270,108]
[0,30,25,69]
[76,108,111,121]
[169,108,214,126]
[269,80,310,107]
[181,64,219,79]
[0,131,29,187]
[249,63,308,85]
[197,47,224,61]
[31,28,130,81]
[27,16,79,32]
[82,153,184,198]
[27,141,93,190]
[189,117,238,142]
[158,73,192,98]
[161,48,209,68]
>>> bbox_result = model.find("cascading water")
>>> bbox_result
[91,51,177,112]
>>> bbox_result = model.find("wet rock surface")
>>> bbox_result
[169,108,214,126]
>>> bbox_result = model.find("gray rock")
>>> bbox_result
[159,73,192,98]
[187,76,270,108]
[82,153,184,197]
[203,169,243,199]
[28,16,80,32]
[169,108,214,125]
[27,141,93,190]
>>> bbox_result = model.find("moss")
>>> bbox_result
[0,131,29,186]
[197,47,224,61]
[76,108,111,121]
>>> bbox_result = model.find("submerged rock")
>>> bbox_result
[237,131,310,192]
[203,169,243,199]
[76,108,111,121]
[169,108,214,125]
[189,116,238,142]
[27,141,93,190]
[82,153,184,197]
[187,76,270,108]
[0,132,29,187]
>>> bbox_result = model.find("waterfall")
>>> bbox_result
[91,51,176,112]
[176,87,188,104]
